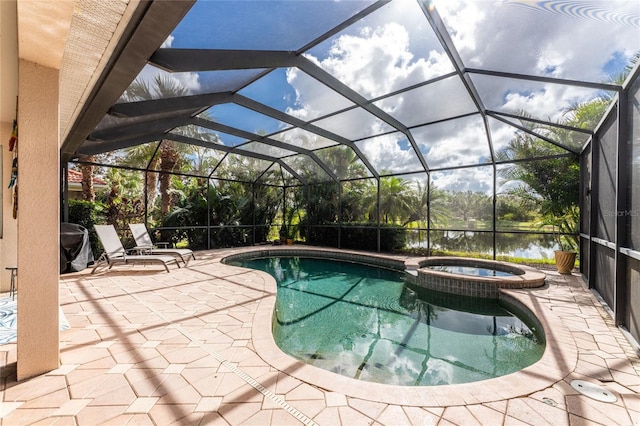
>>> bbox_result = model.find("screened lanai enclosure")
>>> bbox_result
[59,2,640,341]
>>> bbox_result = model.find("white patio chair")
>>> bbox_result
[129,223,195,264]
[92,225,180,273]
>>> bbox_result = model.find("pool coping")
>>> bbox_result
[224,246,578,407]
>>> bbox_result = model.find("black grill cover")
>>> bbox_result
[60,223,94,273]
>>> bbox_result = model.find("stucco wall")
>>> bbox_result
[16,58,61,379]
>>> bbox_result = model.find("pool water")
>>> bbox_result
[428,264,517,277]
[232,256,544,386]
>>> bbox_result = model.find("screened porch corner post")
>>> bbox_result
[578,139,591,281]
[306,184,311,244]
[282,186,287,244]
[338,181,342,250]
[207,178,211,250]
[426,171,431,256]
[614,89,630,327]
[492,164,498,261]
[61,163,69,223]
[587,134,600,289]
[376,176,381,253]
[143,169,148,227]
[588,135,599,290]
[252,182,256,246]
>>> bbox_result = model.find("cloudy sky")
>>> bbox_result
[132,0,639,192]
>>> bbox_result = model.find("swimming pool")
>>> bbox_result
[229,255,544,386]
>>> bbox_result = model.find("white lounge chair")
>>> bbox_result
[92,225,180,273]
[129,223,195,264]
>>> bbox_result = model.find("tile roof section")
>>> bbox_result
[67,169,107,186]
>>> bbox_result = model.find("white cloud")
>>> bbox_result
[287,4,458,176]
[434,0,639,120]
[489,118,522,154]
[431,167,494,195]
[284,68,353,120]
[135,65,202,97]
[309,22,454,99]
[498,82,609,123]
[412,115,490,168]
[208,0,636,191]
[356,133,423,174]
[433,0,485,55]
[319,23,414,97]
[436,0,639,79]
[286,0,634,192]
[173,72,201,94]
[161,35,174,48]
[374,75,478,127]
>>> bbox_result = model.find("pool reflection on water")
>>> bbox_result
[231,256,544,386]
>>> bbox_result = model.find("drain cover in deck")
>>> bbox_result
[570,380,617,403]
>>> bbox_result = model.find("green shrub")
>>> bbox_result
[307,222,406,252]
[307,225,339,247]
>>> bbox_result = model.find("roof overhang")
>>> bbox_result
[60,1,195,162]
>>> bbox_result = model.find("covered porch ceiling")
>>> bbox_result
[59,0,639,186]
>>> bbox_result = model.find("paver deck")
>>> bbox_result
[1,246,639,425]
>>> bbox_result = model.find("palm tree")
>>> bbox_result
[402,179,428,227]
[122,75,222,216]
[497,131,579,219]
[449,190,490,223]
[379,175,413,224]
[295,145,369,228]
[342,178,376,222]
[558,51,639,145]
[105,167,145,233]
[427,187,450,228]
[496,112,582,254]
[314,145,369,181]
[122,75,190,215]
[122,144,160,214]
[157,142,181,214]
[78,155,96,201]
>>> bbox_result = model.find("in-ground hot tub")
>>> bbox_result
[415,257,546,298]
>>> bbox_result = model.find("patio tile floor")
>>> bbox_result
[1,246,639,425]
